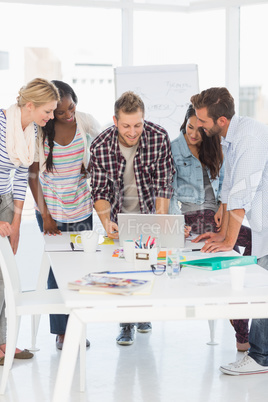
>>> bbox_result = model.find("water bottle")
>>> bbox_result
[166,248,181,278]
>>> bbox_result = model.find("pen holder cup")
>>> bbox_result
[134,248,158,270]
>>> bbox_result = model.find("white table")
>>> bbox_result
[44,238,268,401]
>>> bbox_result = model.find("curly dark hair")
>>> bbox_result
[180,104,223,180]
[42,80,78,172]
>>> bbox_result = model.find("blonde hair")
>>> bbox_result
[114,91,145,120]
[17,78,60,107]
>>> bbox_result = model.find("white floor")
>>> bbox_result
[1,201,268,401]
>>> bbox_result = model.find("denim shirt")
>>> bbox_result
[169,131,224,214]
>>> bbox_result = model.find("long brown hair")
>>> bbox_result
[180,104,223,180]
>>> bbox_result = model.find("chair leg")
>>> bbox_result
[29,252,50,351]
[29,315,41,352]
[0,315,20,394]
[36,252,50,291]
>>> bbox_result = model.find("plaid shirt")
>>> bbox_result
[90,121,175,223]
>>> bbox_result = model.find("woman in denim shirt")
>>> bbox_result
[170,113,224,232]
[170,104,251,352]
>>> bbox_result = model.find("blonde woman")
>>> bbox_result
[0,78,59,364]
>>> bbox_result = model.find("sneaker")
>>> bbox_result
[116,325,135,345]
[220,352,268,375]
[137,322,152,333]
[56,334,65,350]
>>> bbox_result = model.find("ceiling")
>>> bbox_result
[1,0,268,11]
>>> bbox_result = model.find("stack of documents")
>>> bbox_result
[68,274,151,295]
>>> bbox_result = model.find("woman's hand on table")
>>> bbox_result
[43,215,61,235]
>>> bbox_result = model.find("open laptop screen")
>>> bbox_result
[117,213,185,248]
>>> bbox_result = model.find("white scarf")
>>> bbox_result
[5,104,35,167]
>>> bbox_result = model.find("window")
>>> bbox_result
[240,4,268,123]
[0,3,121,127]
[133,9,225,91]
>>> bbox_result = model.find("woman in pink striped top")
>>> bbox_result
[29,80,101,350]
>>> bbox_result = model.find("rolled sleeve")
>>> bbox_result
[90,156,109,203]
[90,143,115,204]
[226,136,267,212]
[217,160,225,202]
[153,136,175,200]
[12,166,28,201]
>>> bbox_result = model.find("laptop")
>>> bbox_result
[117,213,185,248]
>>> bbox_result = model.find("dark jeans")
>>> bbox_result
[184,209,252,256]
[248,255,268,365]
[35,210,92,335]
[185,209,252,343]
[120,323,149,328]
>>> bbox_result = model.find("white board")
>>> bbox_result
[114,64,199,141]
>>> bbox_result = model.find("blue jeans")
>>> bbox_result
[35,211,92,334]
[248,255,268,366]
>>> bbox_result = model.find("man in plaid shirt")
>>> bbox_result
[90,91,175,345]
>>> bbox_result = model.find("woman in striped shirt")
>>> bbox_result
[29,80,101,350]
[0,78,59,364]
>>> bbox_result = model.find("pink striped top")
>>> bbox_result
[39,127,92,223]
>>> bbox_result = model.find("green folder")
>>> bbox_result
[182,255,257,271]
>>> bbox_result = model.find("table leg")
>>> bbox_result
[52,311,83,402]
[207,319,219,345]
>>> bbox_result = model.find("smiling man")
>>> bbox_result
[90,91,175,345]
[190,87,268,376]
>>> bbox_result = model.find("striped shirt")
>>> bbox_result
[39,127,92,223]
[90,120,175,223]
[0,109,32,201]
[221,115,268,258]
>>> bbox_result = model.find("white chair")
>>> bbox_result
[29,251,51,351]
[0,236,85,394]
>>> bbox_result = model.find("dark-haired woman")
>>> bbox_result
[29,80,101,350]
[169,104,251,352]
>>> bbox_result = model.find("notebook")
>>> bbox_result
[117,213,185,248]
[182,255,257,271]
